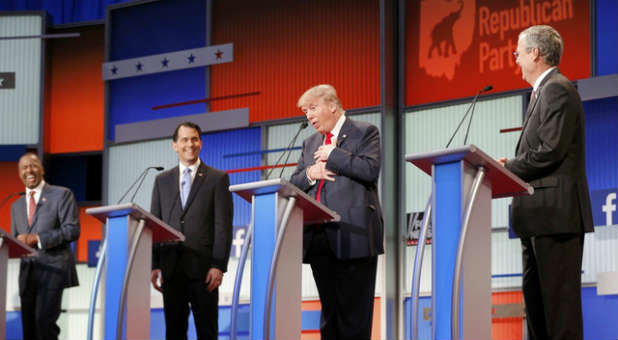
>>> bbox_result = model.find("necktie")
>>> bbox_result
[315,132,333,203]
[181,168,192,209]
[28,191,36,226]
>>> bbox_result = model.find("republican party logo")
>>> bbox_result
[419,0,476,80]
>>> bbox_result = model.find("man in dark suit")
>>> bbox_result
[498,25,593,339]
[290,84,383,339]
[150,121,233,340]
[10,152,80,340]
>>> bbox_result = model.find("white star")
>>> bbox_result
[0,78,4,86]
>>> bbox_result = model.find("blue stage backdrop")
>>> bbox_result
[0,0,131,25]
[584,97,618,227]
[107,0,208,141]
[200,127,262,228]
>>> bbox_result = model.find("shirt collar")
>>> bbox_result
[25,179,46,197]
[533,66,556,92]
[329,113,346,139]
[179,158,201,175]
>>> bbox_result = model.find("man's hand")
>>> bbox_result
[151,269,163,292]
[205,268,223,292]
[313,144,336,162]
[307,162,336,182]
[497,157,507,167]
[17,233,39,247]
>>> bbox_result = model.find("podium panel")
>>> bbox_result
[86,203,183,340]
[229,179,339,340]
[406,145,532,340]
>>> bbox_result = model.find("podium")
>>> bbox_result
[0,229,36,339]
[85,203,184,340]
[229,179,340,340]
[405,145,533,340]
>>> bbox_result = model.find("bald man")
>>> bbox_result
[10,153,80,340]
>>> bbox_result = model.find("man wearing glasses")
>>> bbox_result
[498,25,593,339]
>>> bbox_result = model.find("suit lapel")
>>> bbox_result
[169,166,182,211]
[182,161,207,213]
[336,117,351,148]
[515,68,559,153]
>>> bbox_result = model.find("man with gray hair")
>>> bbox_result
[290,84,383,339]
[498,25,593,339]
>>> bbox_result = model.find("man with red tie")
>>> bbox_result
[10,152,80,340]
[290,84,384,339]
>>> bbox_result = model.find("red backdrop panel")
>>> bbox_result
[0,162,24,233]
[76,206,102,263]
[45,25,105,154]
[406,0,590,106]
[210,0,380,122]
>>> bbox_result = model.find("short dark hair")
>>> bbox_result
[172,121,202,141]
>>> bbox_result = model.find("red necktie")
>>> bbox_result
[315,132,333,202]
[28,191,36,226]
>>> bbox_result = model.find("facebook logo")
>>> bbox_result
[591,188,618,227]
[231,225,248,258]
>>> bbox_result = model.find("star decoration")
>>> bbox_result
[215,50,223,59]
[162,58,169,67]
[136,62,143,71]
[187,54,196,63]
[111,66,118,75]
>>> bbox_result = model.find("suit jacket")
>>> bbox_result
[10,184,80,295]
[151,161,233,281]
[505,68,593,237]
[290,117,384,260]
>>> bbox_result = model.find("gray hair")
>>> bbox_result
[519,25,563,66]
[297,84,342,109]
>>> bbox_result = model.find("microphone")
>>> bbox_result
[117,166,164,204]
[265,121,308,180]
[445,85,493,148]
[0,191,25,209]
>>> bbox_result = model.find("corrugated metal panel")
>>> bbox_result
[0,15,42,144]
[404,95,522,227]
[107,139,179,209]
[210,0,380,122]
[582,226,618,283]
[491,230,523,289]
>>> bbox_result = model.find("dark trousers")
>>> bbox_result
[307,229,378,340]
[20,268,64,340]
[521,234,585,340]
[162,269,219,340]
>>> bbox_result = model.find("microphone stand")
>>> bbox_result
[445,85,493,148]
[265,121,308,180]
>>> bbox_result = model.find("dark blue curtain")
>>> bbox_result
[0,0,133,25]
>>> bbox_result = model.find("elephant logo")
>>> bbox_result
[419,0,475,80]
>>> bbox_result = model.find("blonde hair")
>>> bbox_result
[297,84,342,109]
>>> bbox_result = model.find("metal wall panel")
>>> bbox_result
[0,15,42,144]
[107,139,178,208]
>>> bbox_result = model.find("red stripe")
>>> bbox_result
[500,127,523,133]
[152,91,261,110]
[225,163,297,174]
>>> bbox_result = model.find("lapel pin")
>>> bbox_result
[41,197,46,203]
[198,173,204,177]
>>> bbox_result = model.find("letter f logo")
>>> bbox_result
[602,193,617,226]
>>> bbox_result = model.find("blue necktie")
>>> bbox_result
[181,168,192,208]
